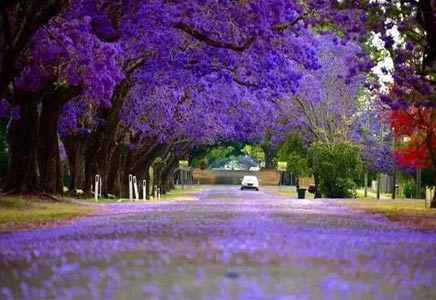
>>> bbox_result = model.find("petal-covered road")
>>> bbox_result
[1,186,436,299]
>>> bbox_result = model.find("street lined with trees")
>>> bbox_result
[0,1,435,205]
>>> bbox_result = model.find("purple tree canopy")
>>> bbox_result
[274,33,367,145]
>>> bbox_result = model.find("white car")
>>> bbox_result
[240,175,259,191]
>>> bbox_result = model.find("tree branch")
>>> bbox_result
[271,16,304,31]
[173,22,255,52]
[123,51,153,75]
[232,76,259,88]
[417,0,436,71]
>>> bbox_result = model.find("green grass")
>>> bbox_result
[336,198,431,212]
[83,197,120,203]
[159,187,202,201]
[0,197,94,232]
[334,198,436,229]
[355,189,398,199]
[270,187,315,198]
[81,186,203,202]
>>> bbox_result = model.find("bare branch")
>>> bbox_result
[123,51,153,75]
[232,76,259,88]
[272,16,304,31]
[173,22,255,52]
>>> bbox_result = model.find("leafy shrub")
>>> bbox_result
[309,141,362,198]
[402,181,413,198]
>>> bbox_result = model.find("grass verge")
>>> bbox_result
[269,187,315,199]
[157,187,202,201]
[80,186,203,202]
[334,198,436,230]
[0,197,94,233]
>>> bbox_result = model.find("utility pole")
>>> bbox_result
[377,118,384,200]
[391,128,396,199]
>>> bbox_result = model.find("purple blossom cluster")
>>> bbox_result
[4,0,435,196]
[273,33,367,145]
[1,187,435,299]
[15,1,124,107]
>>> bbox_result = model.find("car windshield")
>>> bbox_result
[243,176,258,182]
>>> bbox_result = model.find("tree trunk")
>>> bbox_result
[314,173,322,198]
[37,86,80,194]
[131,143,167,199]
[104,143,124,197]
[5,99,39,193]
[62,134,88,191]
[161,158,178,194]
[261,143,274,169]
[37,97,64,194]
[427,109,436,208]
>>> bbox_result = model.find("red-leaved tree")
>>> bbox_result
[391,106,436,205]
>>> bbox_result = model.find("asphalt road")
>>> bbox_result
[1,186,436,299]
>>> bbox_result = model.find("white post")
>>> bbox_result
[99,175,102,198]
[142,180,146,201]
[128,174,133,201]
[154,185,158,199]
[133,176,139,201]
[158,187,161,200]
[94,175,99,202]
[426,186,435,208]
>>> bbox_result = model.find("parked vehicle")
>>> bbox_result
[240,175,259,191]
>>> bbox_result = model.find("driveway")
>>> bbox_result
[1,186,436,299]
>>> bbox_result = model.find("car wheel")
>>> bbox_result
[241,187,244,190]
[256,188,259,191]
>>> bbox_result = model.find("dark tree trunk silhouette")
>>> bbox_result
[5,95,39,194]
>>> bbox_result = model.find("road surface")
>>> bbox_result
[1,186,436,299]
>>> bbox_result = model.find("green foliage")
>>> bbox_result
[190,142,264,168]
[287,152,311,177]
[421,168,435,187]
[277,134,311,177]
[207,145,235,166]
[309,141,363,198]
[242,144,264,164]
[402,180,413,198]
[199,159,207,170]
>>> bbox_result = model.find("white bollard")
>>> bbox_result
[128,174,133,201]
[426,186,435,208]
[158,187,161,200]
[94,175,100,202]
[154,185,158,199]
[142,180,146,201]
[99,175,102,198]
[133,176,139,201]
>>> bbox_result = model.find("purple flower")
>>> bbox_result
[405,42,414,51]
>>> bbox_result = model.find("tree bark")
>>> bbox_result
[160,157,178,194]
[61,134,88,191]
[104,143,124,197]
[262,143,274,169]
[4,97,39,193]
[37,97,63,194]
[37,86,80,194]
